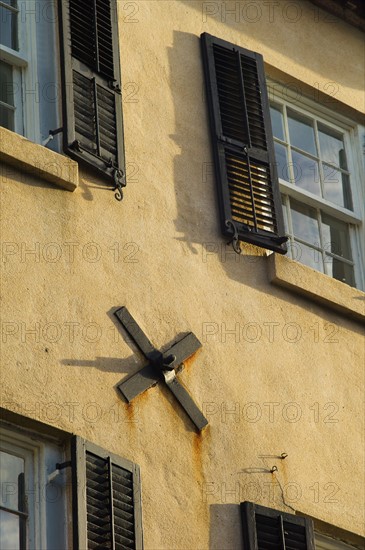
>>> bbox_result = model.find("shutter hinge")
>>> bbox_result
[109,80,121,94]
[270,235,288,245]
[70,140,82,152]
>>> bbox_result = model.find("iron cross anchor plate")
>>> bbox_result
[114,307,208,431]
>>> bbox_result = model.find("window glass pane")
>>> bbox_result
[0,5,18,50]
[0,61,14,106]
[291,241,324,272]
[0,61,15,131]
[274,142,289,181]
[291,200,320,246]
[0,451,24,511]
[318,124,348,169]
[0,105,14,130]
[325,256,355,286]
[270,105,285,141]
[323,165,352,210]
[288,109,316,155]
[292,150,320,195]
[0,510,21,550]
[322,214,352,260]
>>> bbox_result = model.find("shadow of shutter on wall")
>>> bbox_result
[201,33,287,254]
[241,502,315,550]
[59,0,126,199]
[72,437,143,550]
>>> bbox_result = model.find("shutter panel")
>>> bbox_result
[72,436,143,550]
[59,0,126,199]
[241,501,315,550]
[201,33,287,254]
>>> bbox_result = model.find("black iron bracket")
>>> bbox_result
[55,461,72,471]
[42,127,63,147]
[113,168,126,201]
[225,219,241,254]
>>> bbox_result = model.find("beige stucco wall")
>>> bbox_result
[1,1,364,548]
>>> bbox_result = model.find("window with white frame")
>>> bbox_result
[0,0,127,195]
[0,424,68,550]
[268,87,364,290]
[0,420,144,549]
[0,0,62,150]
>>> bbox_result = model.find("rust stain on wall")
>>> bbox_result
[192,426,211,484]
[183,349,202,371]
[193,427,211,523]
[125,389,150,425]
[125,402,137,424]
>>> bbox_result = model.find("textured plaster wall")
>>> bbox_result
[1,0,364,548]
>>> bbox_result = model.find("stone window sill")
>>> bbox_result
[0,127,78,192]
[267,254,365,324]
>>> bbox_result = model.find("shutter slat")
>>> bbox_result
[225,148,277,234]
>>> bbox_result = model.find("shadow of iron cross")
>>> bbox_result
[114,307,208,432]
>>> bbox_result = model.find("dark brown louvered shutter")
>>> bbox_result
[201,33,287,254]
[59,0,126,197]
[72,437,143,550]
[241,502,315,550]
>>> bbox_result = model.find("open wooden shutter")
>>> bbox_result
[241,502,315,550]
[201,33,287,254]
[59,0,126,199]
[72,436,143,550]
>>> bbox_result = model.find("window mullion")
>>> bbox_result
[282,105,295,185]
[325,253,354,266]
[317,209,328,275]
[19,0,40,142]
[285,195,295,259]
[313,118,325,199]
[279,180,361,224]
[12,66,23,135]
[349,225,365,291]
[344,128,364,220]
[0,45,28,67]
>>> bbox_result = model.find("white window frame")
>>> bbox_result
[316,533,363,550]
[0,0,61,147]
[267,79,365,291]
[0,423,68,549]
